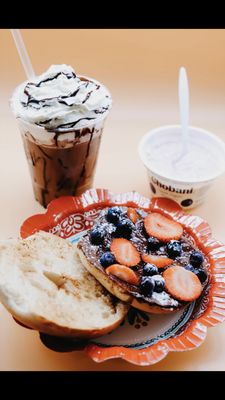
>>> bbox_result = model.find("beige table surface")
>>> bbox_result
[0,29,225,370]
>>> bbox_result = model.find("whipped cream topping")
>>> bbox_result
[11,64,112,132]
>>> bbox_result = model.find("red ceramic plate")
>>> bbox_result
[20,189,225,366]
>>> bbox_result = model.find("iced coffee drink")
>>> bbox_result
[11,65,112,207]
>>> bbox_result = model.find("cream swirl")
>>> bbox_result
[11,64,112,131]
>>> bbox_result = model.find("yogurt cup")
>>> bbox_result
[138,125,225,209]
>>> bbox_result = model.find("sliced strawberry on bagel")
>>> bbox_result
[141,253,173,268]
[163,265,203,302]
[127,208,139,224]
[110,238,141,267]
[144,212,183,242]
[106,264,139,285]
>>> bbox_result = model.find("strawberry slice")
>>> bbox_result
[163,265,203,302]
[141,253,173,268]
[144,212,183,242]
[106,264,139,285]
[110,238,141,267]
[127,208,139,224]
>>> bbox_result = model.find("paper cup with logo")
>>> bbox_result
[138,125,225,209]
[11,76,112,208]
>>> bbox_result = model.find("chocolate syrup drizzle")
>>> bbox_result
[41,157,50,208]
[28,149,50,207]
[51,117,95,132]
[37,146,52,160]
[72,128,95,195]
[58,158,68,170]
[22,70,110,131]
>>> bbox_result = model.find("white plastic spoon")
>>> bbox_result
[174,67,190,163]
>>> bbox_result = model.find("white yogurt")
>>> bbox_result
[139,125,225,209]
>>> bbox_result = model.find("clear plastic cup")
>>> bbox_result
[11,76,112,208]
[138,125,225,209]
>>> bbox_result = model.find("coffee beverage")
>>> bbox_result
[11,64,112,207]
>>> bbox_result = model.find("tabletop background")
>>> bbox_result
[0,29,225,371]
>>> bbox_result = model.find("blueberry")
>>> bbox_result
[147,237,161,251]
[90,226,105,245]
[166,240,182,258]
[185,264,208,284]
[143,263,158,276]
[114,218,134,239]
[100,252,116,268]
[184,264,196,273]
[140,276,155,297]
[154,278,165,293]
[190,251,204,268]
[195,268,208,283]
[106,207,123,225]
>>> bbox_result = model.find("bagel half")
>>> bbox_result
[76,246,180,314]
[0,231,128,338]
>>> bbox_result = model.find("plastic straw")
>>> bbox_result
[11,29,35,80]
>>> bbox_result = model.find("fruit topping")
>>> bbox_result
[88,205,207,307]
[163,265,203,302]
[140,276,155,297]
[184,264,196,273]
[106,206,124,224]
[166,240,182,258]
[143,263,159,276]
[141,253,173,268]
[195,268,208,283]
[127,208,140,224]
[185,264,208,283]
[147,236,161,251]
[152,276,165,293]
[144,212,183,242]
[114,218,134,239]
[106,264,139,285]
[190,251,204,268]
[90,226,105,245]
[110,238,141,267]
[100,252,116,267]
